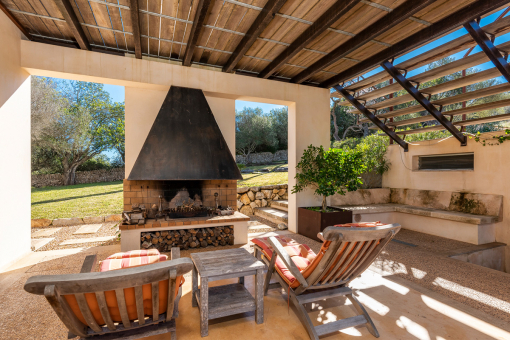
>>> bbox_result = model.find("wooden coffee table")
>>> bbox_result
[190,248,266,337]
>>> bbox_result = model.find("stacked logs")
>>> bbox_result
[140,226,234,251]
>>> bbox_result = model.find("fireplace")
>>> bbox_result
[122,179,238,220]
[119,86,248,251]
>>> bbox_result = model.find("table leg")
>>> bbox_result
[238,276,244,285]
[192,265,198,308]
[200,277,209,337]
[255,268,264,324]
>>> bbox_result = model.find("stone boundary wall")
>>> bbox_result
[237,184,288,215]
[31,214,123,228]
[236,150,287,165]
[32,168,125,188]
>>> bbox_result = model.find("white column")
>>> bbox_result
[287,88,330,233]
[0,11,31,271]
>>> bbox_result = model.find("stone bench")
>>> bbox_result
[329,188,503,245]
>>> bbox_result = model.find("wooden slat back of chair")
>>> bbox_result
[300,224,400,293]
[24,258,193,338]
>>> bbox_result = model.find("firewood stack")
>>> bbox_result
[140,226,235,251]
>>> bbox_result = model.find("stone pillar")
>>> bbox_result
[0,12,31,270]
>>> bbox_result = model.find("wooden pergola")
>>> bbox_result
[2,0,510,149]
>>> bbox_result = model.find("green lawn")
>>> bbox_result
[32,164,289,219]
[32,181,123,219]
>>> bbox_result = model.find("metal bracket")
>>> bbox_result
[333,84,409,151]
[381,60,467,146]
[464,20,510,84]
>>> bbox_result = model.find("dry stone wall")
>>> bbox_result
[32,168,125,188]
[236,150,287,165]
[237,184,288,215]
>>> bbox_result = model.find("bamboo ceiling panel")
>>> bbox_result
[1,0,506,87]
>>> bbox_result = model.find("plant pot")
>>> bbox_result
[298,207,353,242]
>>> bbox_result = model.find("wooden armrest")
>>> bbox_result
[267,236,308,288]
[317,232,326,242]
[80,254,98,273]
[171,247,180,260]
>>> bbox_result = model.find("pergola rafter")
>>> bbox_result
[53,0,90,51]
[291,0,438,84]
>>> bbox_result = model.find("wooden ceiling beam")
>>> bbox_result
[345,15,510,91]
[128,0,142,59]
[54,0,91,50]
[0,1,31,39]
[257,0,361,79]
[223,0,287,73]
[385,98,510,127]
[387,111,510,135]
[464,19,510,83]
[359,83,510,122]
[334,84,408,150]
[381,60,467,145]
[320,0,510,88]
[292,0,437,84]
[183,0,213,66]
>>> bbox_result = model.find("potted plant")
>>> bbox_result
[292,145,366,241]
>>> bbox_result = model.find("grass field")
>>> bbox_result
[32,164,289,219]
[32,181,123,219]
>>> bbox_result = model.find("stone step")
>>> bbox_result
[31,238,54,251]
[254,207,288,225]
[270,200,288,211]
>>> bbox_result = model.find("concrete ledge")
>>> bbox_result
[335,204,498,225]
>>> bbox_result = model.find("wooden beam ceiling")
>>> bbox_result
[320,0,510,88]
[183,0,213,66]
[292,0,438,84]
[223,0,287,73]
[257,0,361,79]
[0,1,31,39]
[54,0,91,50]
[128,0,142,59]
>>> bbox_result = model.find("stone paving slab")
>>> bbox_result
[32,228,61,238]
[59,236,115,246]
[31,238,54,251]
[73,224,103,235]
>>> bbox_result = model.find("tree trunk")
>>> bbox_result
[331,111,341,141]
[322,196,327,212]
[63,165,78,186]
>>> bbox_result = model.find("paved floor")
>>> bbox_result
[1,229,510,340]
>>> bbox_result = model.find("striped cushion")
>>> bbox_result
[106,249,162,259]
[99,254,168,272]
[252,236,320,288]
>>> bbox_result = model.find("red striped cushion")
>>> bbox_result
[106,249,161,259]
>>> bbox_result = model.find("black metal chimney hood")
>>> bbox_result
[128,86,242,180]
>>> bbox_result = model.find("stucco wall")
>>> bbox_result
[20,41,330,233]
[0,12,31,270]
[382,134,510,272]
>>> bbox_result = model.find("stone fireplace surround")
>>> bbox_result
[120,179,249,251]
[123,179,238,213]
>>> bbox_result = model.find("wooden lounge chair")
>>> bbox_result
[24,248,193,340]
[253,223,400,339]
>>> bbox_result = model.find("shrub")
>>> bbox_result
[292,145,366,211]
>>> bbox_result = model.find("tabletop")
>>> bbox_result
[190,248,265,278]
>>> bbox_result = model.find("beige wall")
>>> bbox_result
[0,12,31,270]
[21,40,331,233]
[383,134,510,272]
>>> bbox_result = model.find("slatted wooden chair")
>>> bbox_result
[253,223,401,339]
[24,248,193,340]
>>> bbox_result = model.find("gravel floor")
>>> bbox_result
[31,223,120,251]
